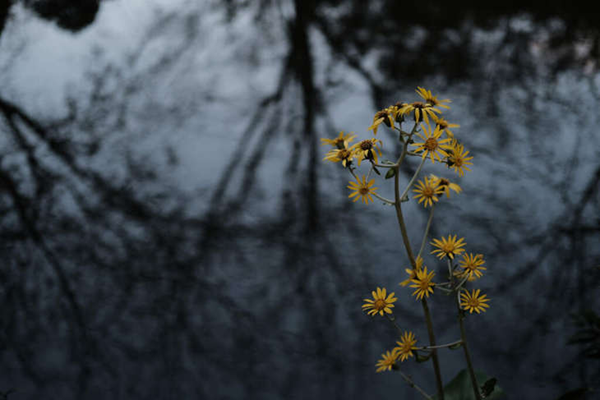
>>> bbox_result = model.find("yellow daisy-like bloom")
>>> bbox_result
[399,256,423,287]
[398,101,441,124]
[368,107,395,135]
[416,87,451,110]
[347,175,378,204]
[351,138,382,166]
[362,287,397,316]
[432,115,459,138]
[446,141,473,177]
[320,131,357,149]
[429,174,462,198]
[457,253,487,281]
[430,235,466,260]
[460,289,490,314]
[412,124,452,164]
[375,350,398,373]
[412,176,443,208]
[324,148,354,168]
[394,331,418,362]
[392,102,408,122]
[410,267,435,300]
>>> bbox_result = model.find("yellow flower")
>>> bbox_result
[393,331,418,362]
[362,287,397,316]
[432,115,459,138]
[413,176,443,208]
[398,101,441,125]
[320,131,357,149]
[429,174,462,198]
[399,256,423,287]
[446,141,473,177]
[460,289,490,314]
[347,175,378,204]
[456,253,486,281]
[410,267,435,300]
[367,107,395,135]
[351,138,382,166]
[430,235,466,260]
[412,123,452,164]
[375,350,398,372]
[324,148,354,168]
[415,87,451,110]
[392,102,408,122]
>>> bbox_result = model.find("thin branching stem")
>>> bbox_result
[393,122,444,399]
[417,204,436,259]
[451,261,481,400]
[400,156,426,201]
[396,370,434,400]
[415,339,463,351]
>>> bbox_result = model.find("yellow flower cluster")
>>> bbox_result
[322,131,382,168]
[375,331,418,372]
[321,87,492,378]
[430,234,491,313]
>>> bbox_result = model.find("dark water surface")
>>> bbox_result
[0,1,599,399]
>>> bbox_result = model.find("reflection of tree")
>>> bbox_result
[214,1,600,397]
[1,1,599,399]
[1,0,100,36]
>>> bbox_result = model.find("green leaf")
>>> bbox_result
[385,168,396,179]
[415,351,432,363]
[433,369,506,400]
[448,342,463,350]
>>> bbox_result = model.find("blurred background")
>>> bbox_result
[0,0,599,399]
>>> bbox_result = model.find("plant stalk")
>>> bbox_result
[392,126,444,399]
[457,305,481,400]
[421,298,445,400]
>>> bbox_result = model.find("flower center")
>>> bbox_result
[424,138,438,151]
[374,299,386,310]
[468,298,480,307]
[375,110,387,119]
[375,110,391,126]
[360,141,373,150]
[437,120,448,129]
[439,178,449,186]
[412,101,426,109]
[338,149,351,160]
[423,187,434,197]
[442,243,455,253]
[453,157,463,167]
[359,186,370,195]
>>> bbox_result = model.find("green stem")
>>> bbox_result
[372,192,395,205]
[455,283,481,400]
[400,156,426,201]
[392,123,444,399]
[417,204,436,260]
[385,314,404,336]
[396,369,434,400]
[371,161,397,168]
[422,299,445,400]
[416,339,463,351]
[457,306,481,400]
